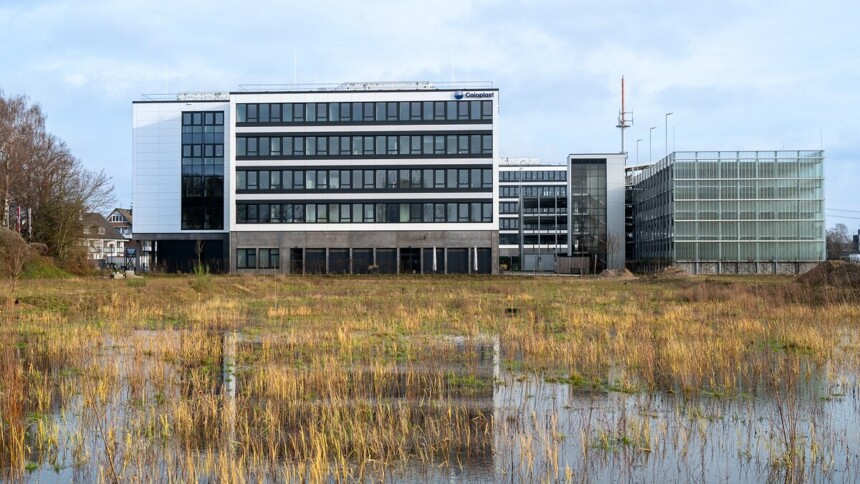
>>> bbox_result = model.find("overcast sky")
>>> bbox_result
[1,0,857,228]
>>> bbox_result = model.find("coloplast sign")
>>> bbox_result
[453,91,494,100]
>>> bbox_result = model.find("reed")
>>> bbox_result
[0,274,857,481]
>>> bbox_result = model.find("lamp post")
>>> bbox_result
[649,126,656,163]
[665,112,673,158]
[636,138,643,165]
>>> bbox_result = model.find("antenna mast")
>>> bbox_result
[615,76,633,154]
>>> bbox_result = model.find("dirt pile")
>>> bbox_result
[597,268,638,280]
[646,266,690,280]
[796,261,860,287]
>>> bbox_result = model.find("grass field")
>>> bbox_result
[1,274,859,481]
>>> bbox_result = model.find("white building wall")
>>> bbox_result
[605,153,627,270]
[132,100,229,234]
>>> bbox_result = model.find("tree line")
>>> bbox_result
[1,90,115,272]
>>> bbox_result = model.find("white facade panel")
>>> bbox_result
[132,101,229,234]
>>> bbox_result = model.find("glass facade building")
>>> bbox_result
[497,154,626,273]
[497,161,568,271]
[632,150,825,274]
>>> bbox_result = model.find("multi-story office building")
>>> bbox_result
[498,159,568,271]
[497,154,626,273]
[632,150,825,274]
[133,82,499,274]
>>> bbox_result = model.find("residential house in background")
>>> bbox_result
[81,212,126,268]
[107,208,133,239]
[107,208,147,270]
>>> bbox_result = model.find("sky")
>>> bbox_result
[1,0,857,229]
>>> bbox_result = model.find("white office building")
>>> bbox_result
[133,82,499,274]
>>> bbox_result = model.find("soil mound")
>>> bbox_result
[649,266,690,279]
[598,268,637,280]
[796,261,860,287]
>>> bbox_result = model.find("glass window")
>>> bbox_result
[236,106,245,123]
[434,135,445,154]
[470,168,481,188]
[446,101,457,120]
[458,101,469,119]
[423,135,433,154]
[283,103,293,122]
[434,101,445,120]
[259,103,269,122]
[293,103,304,122]
[422,101,433,120]
[482,100,493,119]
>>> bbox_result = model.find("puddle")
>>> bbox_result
[4,330,860,482]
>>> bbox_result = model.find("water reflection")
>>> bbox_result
[6,330,860,482]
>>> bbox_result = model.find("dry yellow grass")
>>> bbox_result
[0,274,858,480]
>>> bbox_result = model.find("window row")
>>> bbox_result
[674,179,823,201]
[674,221,824,241]
[499,202,519,214]
[237,167,492,192]
[499,170,567,182]
[182,111,225,126]
[237,248,280,269]
[237,133,492,158]
[674,200,823,221]
[237,100,493,124]
[236,201,493,224]
[675,241,824,261]
[499,186,568,198]
[499,234,569,246]
[673,160,823,180]
[182,143,225,158]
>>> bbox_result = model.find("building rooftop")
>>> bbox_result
[140,81,495,101]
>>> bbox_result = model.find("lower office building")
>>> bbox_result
[133,82,499,274]
[497,154,626,273]
[632,150,825,274]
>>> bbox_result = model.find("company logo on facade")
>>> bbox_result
[453,91,494,100]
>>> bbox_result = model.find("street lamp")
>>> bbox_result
[636,138,643,165]
[665,112,674,157]
[649,126,656,163]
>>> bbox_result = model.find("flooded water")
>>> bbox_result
[6,330,860,482]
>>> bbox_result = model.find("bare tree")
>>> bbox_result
[0,92,43,230]
[1,91,116,266]
[826,223,851,260]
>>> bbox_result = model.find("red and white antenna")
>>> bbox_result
[615,76,633,154]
